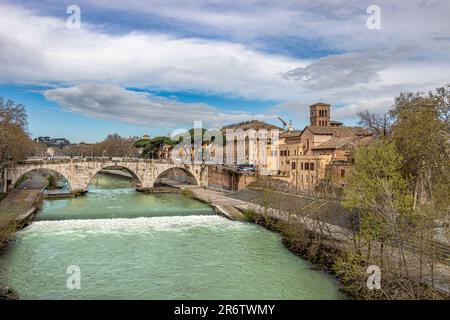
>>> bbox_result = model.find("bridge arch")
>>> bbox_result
[88,165,142,189]
[11,168,72,190]
[153,166,199,187]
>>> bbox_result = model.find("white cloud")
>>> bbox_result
[1,1,450,124]
[43,84,276,128]
[71,0,450,53]
[0,3,304,101]
[284,52,387,90]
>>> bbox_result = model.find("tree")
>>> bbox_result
[99,133,136,157]
[343,139,413,253]
[60,134,139,158]
[0,98,36,163]
[141,136,177,158]
[0,123,37,162]
[390,92,450,209]
[0,98,28,131]
[134,139,151,149]
[430,84,450,134]
[339,85,450,299]
[357,110,394,138]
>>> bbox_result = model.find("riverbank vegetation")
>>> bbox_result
[181,188,193,198]
[0,286,19,300]
[248,85,450,300]
[1,98,37,194]
[338,85,449,299]
[0,221,19,300]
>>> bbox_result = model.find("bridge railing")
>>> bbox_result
[19,156,223,166]
[19,157,178,165]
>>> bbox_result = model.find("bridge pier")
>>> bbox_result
[136,187,154,193]
[71,189,88,196]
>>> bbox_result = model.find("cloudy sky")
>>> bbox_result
[0,0,449,142]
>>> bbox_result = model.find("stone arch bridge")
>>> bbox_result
[7,159,208,194]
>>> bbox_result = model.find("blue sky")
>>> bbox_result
[0,0,449,142]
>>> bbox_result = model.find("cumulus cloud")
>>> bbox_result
[43,84,275,128]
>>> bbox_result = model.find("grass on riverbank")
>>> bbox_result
[181,188,193,198]
[242,209,340,271]
[241,208,448,300]
[0,286,19,300]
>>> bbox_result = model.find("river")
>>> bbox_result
[0,174,343,299]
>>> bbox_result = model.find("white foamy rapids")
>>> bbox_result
[18,215,245,235]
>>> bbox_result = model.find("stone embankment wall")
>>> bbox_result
[207,166,256,191]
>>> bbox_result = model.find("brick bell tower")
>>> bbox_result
[310,102,331,127]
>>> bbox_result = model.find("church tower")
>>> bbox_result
[310,102,331,127]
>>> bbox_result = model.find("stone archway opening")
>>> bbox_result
[14,168,71,192]
[88,166,142,190]
[154,167,199,188]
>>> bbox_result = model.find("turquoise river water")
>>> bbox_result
[0,174,343,299]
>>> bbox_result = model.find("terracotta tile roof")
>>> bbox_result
[280,130,302,138]
[313,135,373,150]
[306,125,370,137]
[312,137,355,150]
[222,120,282,131]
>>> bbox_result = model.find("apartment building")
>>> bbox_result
[221,120,282,174]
